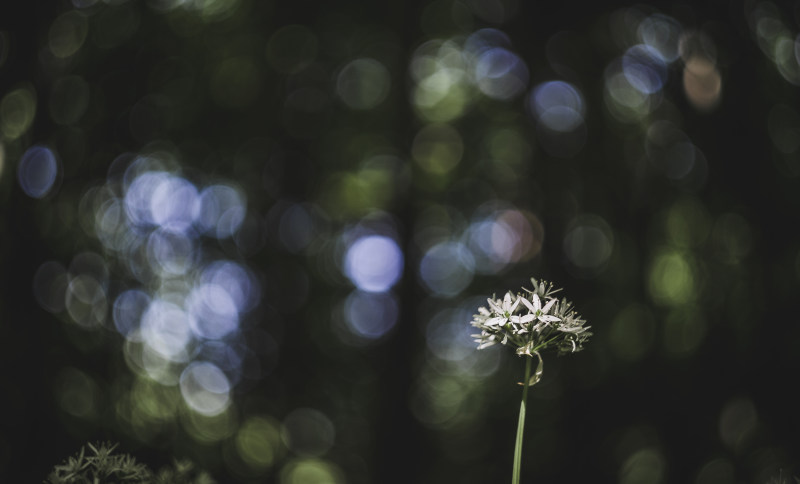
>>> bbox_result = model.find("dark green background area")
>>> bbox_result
[1,1,799,483]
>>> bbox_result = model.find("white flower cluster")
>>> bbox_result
[471,278,591,358]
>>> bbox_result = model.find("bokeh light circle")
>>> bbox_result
[344,235,404,293]
[418,241,475,297]
[180,361,231,416]
[336,58,391,110]
[425,307,476,362]
[474,47,529,100]
[150,175,199,234]
[530,81,585,132]
[343,290,399,340]
[33,261,69,313]
[200,261,260,314]
[113,289,150,337]
[141,299,193,360]
[563,215,615,278]
[281,408,336,457]
[638,14,682,62]
[622,44,668,94]
[187,283,240,340]
[18,145,59,199]
[196,184,246,239]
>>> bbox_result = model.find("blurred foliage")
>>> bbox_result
[1,0,800,483]
[46,441,214,484]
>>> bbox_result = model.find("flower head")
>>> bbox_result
[471,277,592,358]
[486,292,521,327]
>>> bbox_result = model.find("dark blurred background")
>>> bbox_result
[1,0,799,483]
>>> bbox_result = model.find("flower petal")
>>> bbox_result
[503,292,513,309]
[488,298,503,314]
[541,298,557,314]
[538,315,561,323]
[517,314,535,323]
[519,297,536,313]
[486,317,506,327]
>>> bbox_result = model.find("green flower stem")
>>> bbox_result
[512,355,532,484]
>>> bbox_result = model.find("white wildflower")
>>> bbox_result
[471,277,592,359]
